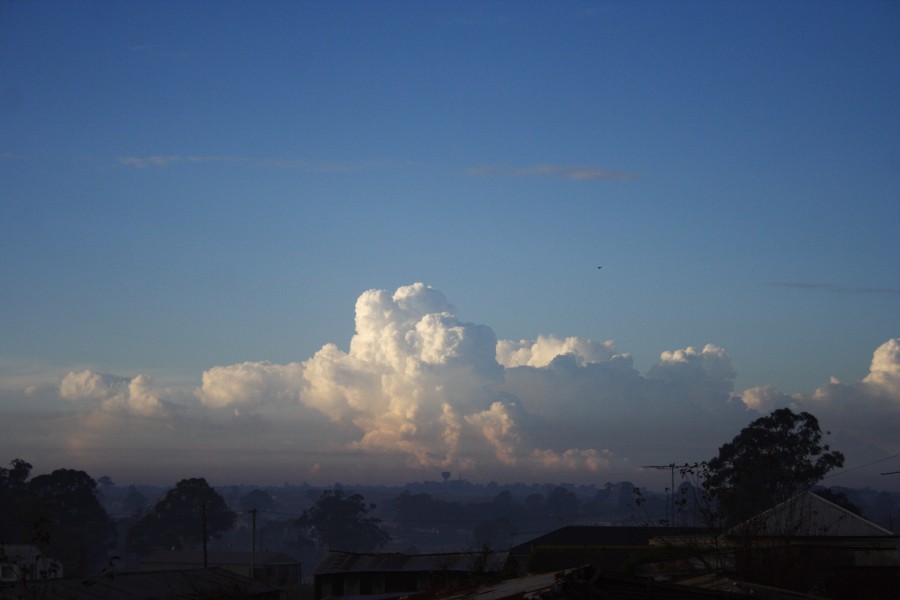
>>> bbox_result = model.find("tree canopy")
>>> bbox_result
[29,469,118,576]
[0,460,116,577]
[297,488,390,552]
[704,408,844,525]
[0,459,34,542]
[127,477,236,556]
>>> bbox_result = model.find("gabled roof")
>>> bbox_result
[411,567,814,600]
[729,491,895,538]
[406,568,582,600]
[509,525,706,556]
[143,549,299,565]
[314,550,508,576]
[5,568,280,600]
[0,545,42,562]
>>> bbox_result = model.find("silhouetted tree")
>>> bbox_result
[705,408,844,525]
[546,486,580,519]
[297,488,390,551]
[0,458,33,544]
[473,517,516,550]
[392,491,464,541]
[0,458,32,490]
[28,468,117,576]
[523,492,544,511]
[127,477,235,556]
[122,485,147,516]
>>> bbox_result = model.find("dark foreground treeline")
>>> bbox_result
[2,457,899,580]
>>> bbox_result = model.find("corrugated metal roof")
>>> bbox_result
[413,568,810,600]
[0,545,41,561]
[7,567,280,599]
[314,551,508,576]
[143,549,298,565]
[510,526,706,556]
[729,491,896,538]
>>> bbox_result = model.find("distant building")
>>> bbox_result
[0,544,63,582]
[141,549,301,587]
[508,525,705,574]
[313,549,509,600]
[4,567,280,600]
[636,491,900,598]
[723,491,900,596]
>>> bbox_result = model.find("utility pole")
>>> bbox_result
[202,500,208,568]
[250,508,257,580]
[642,464,677,526]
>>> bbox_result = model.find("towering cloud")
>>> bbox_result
[297,283,547,470]
[190,283,760,478]
[863,338,900,398]
[31,284,899,486]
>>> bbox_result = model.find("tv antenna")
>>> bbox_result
[642,464,678,526]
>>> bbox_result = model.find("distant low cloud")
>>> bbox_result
[60,370,168,417]
[735,338,900,474]
[467,164,637,181]
[197,361,304,409]
[497,335,622,368]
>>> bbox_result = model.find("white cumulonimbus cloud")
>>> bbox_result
[295,284,604,471]
[44,283,899,485]
[197,283,612,475]
[794,338,900,452]
[862,338,900,399]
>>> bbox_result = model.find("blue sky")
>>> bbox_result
[1,1,898,489]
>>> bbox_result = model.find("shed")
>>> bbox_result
[313,549,508,600]
[142,549,301,587]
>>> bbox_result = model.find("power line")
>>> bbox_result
[822,451,900,480]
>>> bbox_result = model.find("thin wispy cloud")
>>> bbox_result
[770,282,900,295]
[467,164,638,181]
[117,155,362,172]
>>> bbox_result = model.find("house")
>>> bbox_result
[4,567,281,599]
[630,491,900,598]
[0,544,62,582]
[722,491,900,597]
[313,549,509,600]
[507,525,706,574]
[141,549,301,587]
[335,566,816,600]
